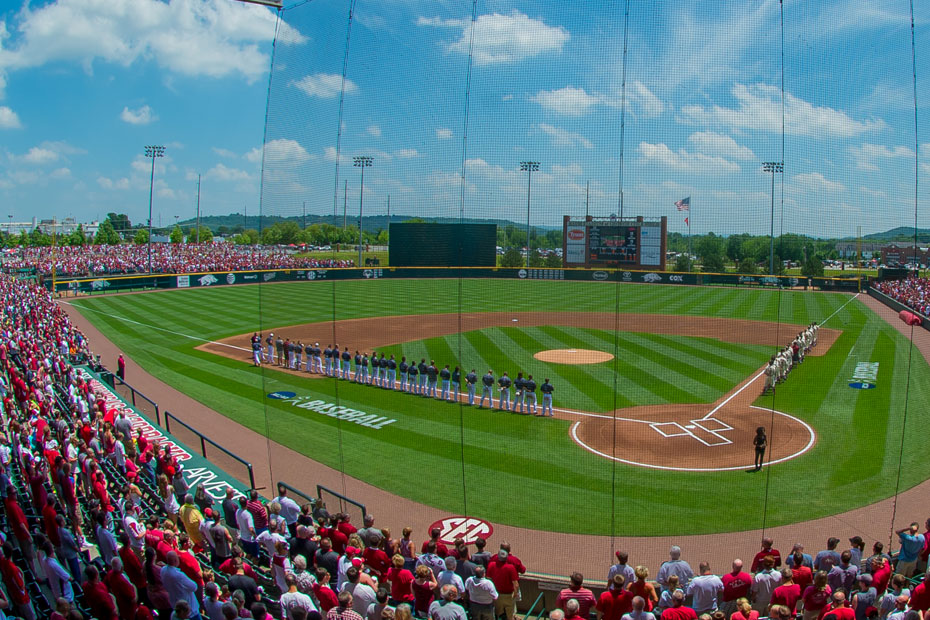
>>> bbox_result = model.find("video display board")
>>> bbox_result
[589,225,638,262]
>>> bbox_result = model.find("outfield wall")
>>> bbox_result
[48,266,863,295]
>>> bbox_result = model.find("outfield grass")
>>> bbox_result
[68,279,930,536]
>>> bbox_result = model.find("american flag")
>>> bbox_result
[675,197,690,211]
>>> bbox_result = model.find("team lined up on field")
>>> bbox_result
[762,324,819,394]
[250,333,556,416]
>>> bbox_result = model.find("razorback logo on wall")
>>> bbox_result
[428,516,494,545]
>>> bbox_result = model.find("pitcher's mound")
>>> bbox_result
[534,349,614,364]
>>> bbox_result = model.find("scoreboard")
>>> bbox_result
[563,216,667,270]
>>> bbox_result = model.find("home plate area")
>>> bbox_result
[650,418,734,447]
[570,402,814,471]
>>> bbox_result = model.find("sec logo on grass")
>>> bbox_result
[267,391,297,400]
[428,516,494,545]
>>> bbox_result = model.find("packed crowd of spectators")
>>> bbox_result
[0,244,354,277]
[3,272,930,620]
[874,278,930,317]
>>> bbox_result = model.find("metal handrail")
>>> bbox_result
[165,410,256,490]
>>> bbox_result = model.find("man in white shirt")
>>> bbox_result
[465,566,498,620]
[342,566,377,616]
[608,551,636,587]
[622,597,654,620]
[657,546,694,588]
[438,557,466,599]
[276,486,302,537]
[750,556,782,613]
[122,504,146,555]
[687,562,724,613]
[281,572,318,618]
[235,498,258,558]
[94,512,118,565]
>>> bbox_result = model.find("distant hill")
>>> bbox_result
[863,226,930,242]
[180,212,555,232]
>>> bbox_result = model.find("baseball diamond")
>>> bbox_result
[65,276,930,538]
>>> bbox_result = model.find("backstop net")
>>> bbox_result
[247,0,929,575]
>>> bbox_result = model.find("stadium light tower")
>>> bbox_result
[144,145,166,273]
[354,156,373,268]
[762,161,783,275]
[520,161,540,269]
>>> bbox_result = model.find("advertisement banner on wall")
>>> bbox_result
[565,225,587,264]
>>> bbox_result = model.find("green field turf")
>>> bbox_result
[67,279,930,536]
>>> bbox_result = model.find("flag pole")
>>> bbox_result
[688,199,692,264]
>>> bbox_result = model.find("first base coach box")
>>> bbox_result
[563,215,667,271]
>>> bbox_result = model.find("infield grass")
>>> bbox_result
[67,279,930,536]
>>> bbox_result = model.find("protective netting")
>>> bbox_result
[253,0,929,574]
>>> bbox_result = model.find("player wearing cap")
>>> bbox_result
[466,369,478,405]
[450,366,461,402]
[426,360,439,398]
[341,347,352,380]
[323,345,333,376]
[387,355,398,390]
[540,378,554,416]
[399,356,409,392]
[251,334,262,367]
[524,375,538,415]
[512,372,525,413]
[497,372,511,411]
[480,370,494,408]
[440,364,452,401]
[265,332,275,364]
[407,360,419,394]
[353,350,362,381]
[417,359,428,395]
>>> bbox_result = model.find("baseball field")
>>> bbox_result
[65,277,930,537]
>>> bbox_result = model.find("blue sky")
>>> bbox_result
[0,0,927,238]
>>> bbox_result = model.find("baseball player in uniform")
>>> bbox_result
[465,369,477,405]
[379,354,389,387]
[426,360,439,398]
[295,341,303,370]
[251,334,262,366]
[399,357,409,392]
[763,357,776,394]
[275,335,284,366]
[440,364,451,401]
[313,343,323,373]
[407,361,419,393]
[341,347,352,379]
[417,359,428,395]
[480,370,494,408]
[387,355,397,389]
[497,372,511,411]
[359,353,370,383]
[524,375,538,414]
[374,352,384,387]
[354,351,362,381]
[305,342,313,372]
[512,372,525,413]
[283,339,292,369]
[265,333,275,364]
[540,378,554,416]
[323,345,333,376]
[451,366,461,402]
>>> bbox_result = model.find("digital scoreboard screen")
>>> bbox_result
[588,225,638,262]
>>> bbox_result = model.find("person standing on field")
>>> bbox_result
[117,353,126,380]
[426,360,439,398]
[399,356,409,392]
[265,333,275,364]
[342,347,352,380]
[407,360,419,394]
[275,336,285,366]
[497,373,511,411]
[451,366,461,402]
[387,354,398,389]
[480,370,494,408]
[512,373,525,413]
[440,365,452,401]
[540,378,554,416]
[466,369,478,405]
[523,375,538,415]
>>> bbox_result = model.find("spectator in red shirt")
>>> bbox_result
[769,568,801,614]
[751,538,782,573]
[105,557,139,620]
[791,552,813,593]
[83,564,119,620]
[908,573,930,612]
[597,574,634,620]
[721,559,753,617]
[801,572,832,620]
[314,567,340,611]
[0,542,34,620]
[487,549,519,620]
[821,592,855,620]
[386,554,415,604]
[119,531,147,594]
[421,528,450,558]
[557,572,597,618]
[661,591,697,620]
[870,558,892,597]
[246,490,269,533]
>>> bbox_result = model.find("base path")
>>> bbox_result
[61,297,930,581]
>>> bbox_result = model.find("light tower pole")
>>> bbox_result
[144,145,166,272]
[520,161,539,269]
[762,161,783,275]
[353,156,373,267]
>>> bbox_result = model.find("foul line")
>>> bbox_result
[822,292,861,327]
[58,301,250,352]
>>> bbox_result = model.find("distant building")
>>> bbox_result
[881,244,930,267]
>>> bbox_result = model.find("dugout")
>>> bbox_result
[389,223,496,267]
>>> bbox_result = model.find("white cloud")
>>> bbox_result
[206,163,251,182]
[323,146,350,164]
[8,170,39,185]
[0,0,304,84]
[20,147,59,164]
[291,73,357,99]
[688,131,755,161]
[244,147,263,163]
[848,143,913,171]
[367,125,381,137]
[49,167,71,179]
[0,107,21,129]
[120,105,156,125]
[212,147,237,159]
[156,187,176,199]
[502,94,514,102]
[395,149,420,159]
[97,176,130,190]
[436,128,453,139]
[419,11,568,66]
[532,86,600,117]
[638,142,741,174]
[538,123,593,149]
[628,81,665,118]
[258,139,312,165]
[793,172,845,193]
[679,83,885,138]
[860,186,886,199]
